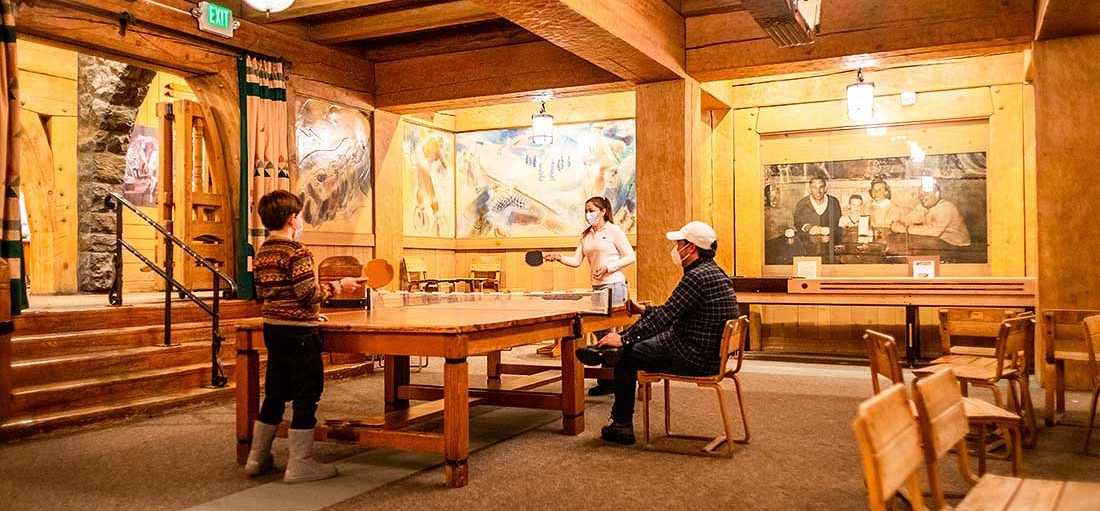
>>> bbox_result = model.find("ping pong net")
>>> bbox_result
[367,288,613,316]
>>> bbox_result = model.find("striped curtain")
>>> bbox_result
[0,0,27,315]
[238,56,289,298]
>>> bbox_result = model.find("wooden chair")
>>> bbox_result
[852,383,927,511]
[911,367,980,510]
[865,329,1023,476]
[637,316,750,457]
[938,307,1025,358]
[1080,315,1100,453]
[469,256,501,292]
[915,314,1038,448]
[1041,309,1100,426]
[402,257,435,292]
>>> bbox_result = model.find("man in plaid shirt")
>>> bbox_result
[576,221,739,445]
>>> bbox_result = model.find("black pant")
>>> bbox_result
[610,337,701,423]
[258,323,325,430]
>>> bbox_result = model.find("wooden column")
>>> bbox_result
[707,109,735,273]
[635,80,707,302]
[373,110,405,288]
[1034,35,1100,312]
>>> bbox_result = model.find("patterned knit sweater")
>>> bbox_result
[254,235,335,323]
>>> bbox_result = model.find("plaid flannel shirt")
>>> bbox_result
[620,257,740,374]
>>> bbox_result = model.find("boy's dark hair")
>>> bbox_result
[258,190,302,231]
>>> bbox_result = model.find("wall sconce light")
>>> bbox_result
[243,0,296,15]
[846,68,874,121]
[531,102,554,146]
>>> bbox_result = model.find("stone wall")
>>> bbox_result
[76,55,155,292]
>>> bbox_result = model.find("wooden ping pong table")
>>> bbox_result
[235,293,634,488]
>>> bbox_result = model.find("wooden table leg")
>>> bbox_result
[560,335,585,435]
[1044,361,1057,426]
[486,351,501,381]
[235,329,261,465]
[385,355,411,412]
[443,357,469,488]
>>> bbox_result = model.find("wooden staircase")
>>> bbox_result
[1,299,373,441]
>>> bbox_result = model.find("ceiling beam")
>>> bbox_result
[687,0,1034,81]
[471,0,685,83]
[1034,0,1100,41]
[362,21,541,62]
[374,40,628,113]
[308,1,500,44]
[681,0,742,17]
[241,0,393,22]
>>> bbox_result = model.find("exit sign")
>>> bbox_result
[197,1,237,38]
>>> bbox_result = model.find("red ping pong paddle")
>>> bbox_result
[525,250,544,267]
[361,259,395,288]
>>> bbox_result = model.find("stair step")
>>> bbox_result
[12,340,235,387]
[0,362,374,441]
[11,322,226,359]
[15,299,260,336]
[12,363,233,416]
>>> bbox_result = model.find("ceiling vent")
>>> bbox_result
[742,0,821,48]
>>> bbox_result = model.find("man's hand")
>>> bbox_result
[625,299,646,316]
[598,332,623,348]
[891,220,908,234]
[808,225,822,235]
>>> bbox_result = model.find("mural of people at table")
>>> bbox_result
[762,152,987,265]
[455,120,636,238]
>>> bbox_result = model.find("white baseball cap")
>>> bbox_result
[665,221,717,249]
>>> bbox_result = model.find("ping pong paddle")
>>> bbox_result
[525,250,544,267]
[361,258,395,289]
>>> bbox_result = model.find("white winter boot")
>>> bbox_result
[244,421,278,476]
[283,428,337,483]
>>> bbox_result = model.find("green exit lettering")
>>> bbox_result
[207,2,232,30]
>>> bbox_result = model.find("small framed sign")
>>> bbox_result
[793,256,822,279]
[907,256,940,278]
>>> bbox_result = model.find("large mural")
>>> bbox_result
[402,123,455,237]
[454,120,636,238]
[763,152,988,266]
[294,97,373,235]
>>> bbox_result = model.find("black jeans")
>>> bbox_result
[610,336,701,424]
[258,323,325,430]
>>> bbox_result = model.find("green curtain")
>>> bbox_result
[237,55,289,299]
[1,0,27,315]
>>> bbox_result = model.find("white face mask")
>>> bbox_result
[669,243,686,267]
[585,211,600,226]
[292,215,304,240]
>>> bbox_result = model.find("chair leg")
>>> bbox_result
[1009,423,1023,476]
[1011,376,1038,449]
[1085,387,1100,453]
[663,379,673,436]
[708,383,735,457]
[731,375,750,444]
[641,382,653,449]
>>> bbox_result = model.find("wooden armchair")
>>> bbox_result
[852,383,927,511]
[1041,309,1100,426]
[865,329,1022,476]
[938,307,1025,358]
[469,256,501,292]
[1080,315,1100,453]
[915,314,1037,447]
[637,316,750,457]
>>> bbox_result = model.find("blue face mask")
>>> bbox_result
[585,211,600,226]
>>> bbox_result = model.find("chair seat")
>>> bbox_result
[950,346,996,357]
[637,371,723,385]
[963,396,1021,422]
[917,356,1016,382]
[1053,350,1090,362]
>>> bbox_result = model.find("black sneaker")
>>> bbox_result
[601,419,636,445]
[587,381,615,396]
[575,347,604,366]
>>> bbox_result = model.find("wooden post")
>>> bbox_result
[0,260,12,422]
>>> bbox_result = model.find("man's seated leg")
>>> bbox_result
[602,338,693,445]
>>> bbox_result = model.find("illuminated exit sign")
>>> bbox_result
[196,1,238,38]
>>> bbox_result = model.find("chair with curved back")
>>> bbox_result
[852,383,927,511]
[865,329,1022,476]
[637,316,750,457]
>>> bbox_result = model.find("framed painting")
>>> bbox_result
[293,96,373,239]
[402,122,455,237]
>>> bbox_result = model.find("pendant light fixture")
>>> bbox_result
[243,0,295,15]
[846,68,875,122]
[531,102,554,146]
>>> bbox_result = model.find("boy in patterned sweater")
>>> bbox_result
[243,190,362,483]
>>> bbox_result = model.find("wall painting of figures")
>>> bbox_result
[762,152,987,267]
[402,122,456,237]
[455,119,636,238]
[293,97,373,236]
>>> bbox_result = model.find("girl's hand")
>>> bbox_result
[592,264,608,280]
[543,253,561,262]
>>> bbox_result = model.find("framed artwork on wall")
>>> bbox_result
[402,122,455,237]
[454,119,636,238]
[293,96,374,237]
[763,152,987,267]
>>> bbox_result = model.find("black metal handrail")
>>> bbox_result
[105,192,237,387]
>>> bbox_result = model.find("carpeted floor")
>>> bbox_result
[2,347,1099,511]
